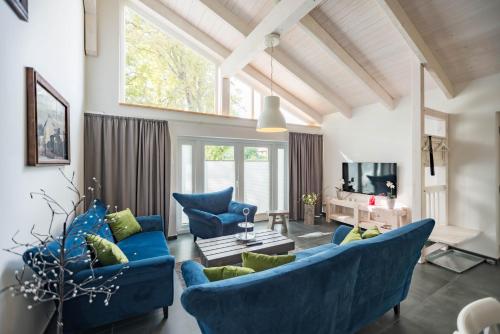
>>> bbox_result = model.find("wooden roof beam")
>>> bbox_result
[299,15,396,110]
[219,0,320,78]
[377,0,455,99]
[199,0,351,118]
[137,0,323,124]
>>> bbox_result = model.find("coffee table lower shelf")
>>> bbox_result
[195,229,295,267]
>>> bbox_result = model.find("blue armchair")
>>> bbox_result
[172,187,257,240]
[23,201,174,333]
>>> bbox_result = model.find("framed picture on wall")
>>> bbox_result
[26,67,70,166]
[5,0,28,21]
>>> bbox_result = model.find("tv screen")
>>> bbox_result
[342,162,397,196]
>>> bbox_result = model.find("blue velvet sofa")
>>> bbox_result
[173,187,257,240]
[181,219,435,334]
[23,200,174,333]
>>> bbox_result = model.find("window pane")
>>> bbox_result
[124,7,215,113]
[204,145,235,193]
[230,77,252,118]
[277,148,286,210]
[424,116,446,137]
[244,147,270,213]
[180,144,192,226]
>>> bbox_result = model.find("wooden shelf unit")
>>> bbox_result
[325,197,410,232]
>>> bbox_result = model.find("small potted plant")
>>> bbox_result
[302,192,319,225]
[385,181,396,209]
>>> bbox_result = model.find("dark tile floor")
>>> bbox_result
[64,219,500,334]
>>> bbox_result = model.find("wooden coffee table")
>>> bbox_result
[195,230,295,267]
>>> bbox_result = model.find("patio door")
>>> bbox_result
[176,138,288,232]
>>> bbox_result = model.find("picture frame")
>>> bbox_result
[26,67,70,166]
[5,0,28,22]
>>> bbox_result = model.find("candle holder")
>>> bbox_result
[236,208,255,242]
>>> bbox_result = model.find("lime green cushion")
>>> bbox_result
[362,227,381,239]
[106,208,142,241]
[241,252,296,272]
[85,234,128,266]
[203,266,255,282]
[340,225,363,245]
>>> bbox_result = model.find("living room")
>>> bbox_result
[1,0,500,333]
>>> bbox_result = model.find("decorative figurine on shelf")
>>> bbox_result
[236,207,255,242]
[369,195,376,206]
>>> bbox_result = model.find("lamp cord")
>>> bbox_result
[270,44,274,96]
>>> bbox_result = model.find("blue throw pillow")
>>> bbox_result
[23,199,111,275]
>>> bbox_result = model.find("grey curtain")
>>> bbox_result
[84,113,171,235]
[289,132,323,221]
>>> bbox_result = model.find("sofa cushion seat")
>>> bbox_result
[117,231,169,261]
[295,243,337,260]
[217,213,244,224]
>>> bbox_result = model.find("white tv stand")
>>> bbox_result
[325,197,410,232]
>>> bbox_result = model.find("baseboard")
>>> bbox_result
[167,235,178,241]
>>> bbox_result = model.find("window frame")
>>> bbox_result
[119,0,313,126]
[176,136,288,233]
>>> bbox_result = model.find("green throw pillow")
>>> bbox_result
[203,266,255,282]
[106,208,142,241]
[241,252,296,272]
[362,227,381,239]
[340,225,362,245]
[86,234,129,266]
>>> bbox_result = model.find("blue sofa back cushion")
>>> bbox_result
[173,187,233,215]
[23,200,111,274]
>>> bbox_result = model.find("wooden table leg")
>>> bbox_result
[281,214,288,233]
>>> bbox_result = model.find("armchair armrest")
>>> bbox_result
[228,201,257,222]
[136,215,164,233]
[332,225,353,245]
[181,260,209,288]
[184,208,221,225]
[73,255,175,286]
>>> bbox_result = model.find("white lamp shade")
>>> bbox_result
[256,96,287,133]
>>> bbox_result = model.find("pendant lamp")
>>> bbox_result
[257,33,287,133]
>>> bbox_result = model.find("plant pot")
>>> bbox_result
[304,204,315,225]
[336,190,344,200]
[386,198,396,209]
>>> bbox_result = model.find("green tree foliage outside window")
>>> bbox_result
[205,146,234,161]
[204,146,268,161]
[124,8,216,113]
[244,147,268,161]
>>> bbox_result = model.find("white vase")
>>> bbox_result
[386,198,396,209]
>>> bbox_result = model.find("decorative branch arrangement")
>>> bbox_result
[1,170,127,334]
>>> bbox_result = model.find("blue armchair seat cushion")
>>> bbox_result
[217,213,244,224]
[117,231,170,261]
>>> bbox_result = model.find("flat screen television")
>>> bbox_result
[342,162,397,197]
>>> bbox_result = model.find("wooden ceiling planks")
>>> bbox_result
[157,0,500,113]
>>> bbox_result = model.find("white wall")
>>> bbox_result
[322,97,413,206]
[426,73,500,259]
[85,0,320,237]
[323,73,500,259]
[0,1,85,333]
